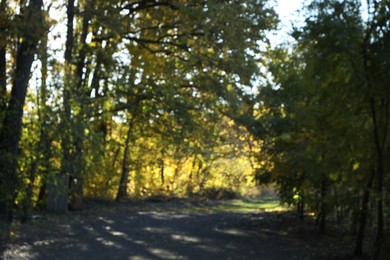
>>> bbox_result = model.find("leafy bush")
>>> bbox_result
[197,187,237,200]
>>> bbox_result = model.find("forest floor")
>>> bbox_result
[1,197,369,260]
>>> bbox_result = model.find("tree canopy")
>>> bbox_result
[0,0,389,258]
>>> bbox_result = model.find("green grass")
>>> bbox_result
[197,197,285,213]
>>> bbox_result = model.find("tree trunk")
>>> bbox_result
[116,115,136,201]
[68,175,84,211]
[373,156,385,259]
[319,180,327,234]
[67,0,94,211]
[297,191,305,221]
[36,182,47,210]
[362,13,389,258]
[54,0,75,213]
[0,0,7,115]
[0,0,44,220]
[46,174,69,213]
[354,170,375,256]
[0,0,7,124]
[22,31,50,222]
[0,0,8,216]
[59,0,94,212]
[368,97,388,260]
[160,158,165,187]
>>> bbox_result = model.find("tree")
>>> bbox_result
[0,0,8,125]
[256,0,389,256]
[1,0,276,220]
[361,1,390,257]
[0,0,45,221]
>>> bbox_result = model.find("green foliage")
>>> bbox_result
[195,187,238,200]
[16,0,276,206]
[250,0,390,256]
[5,1,388,257]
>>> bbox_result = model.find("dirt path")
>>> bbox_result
[1,201,355,259]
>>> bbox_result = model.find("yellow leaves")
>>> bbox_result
[88,41,98,48]
[24,178,31,185]
[352,162,359,171]
[227,119,235,127]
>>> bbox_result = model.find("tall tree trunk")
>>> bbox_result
[186,155,198,195]
[297,191,305,221]
[22,30,49,222]
[369,98,388,259]
[319,180,327,234]
[0,0,44,221]
[116,115,136,202]
[160,158,165,187]
[49,0,75,213]
[68,3,94,211]
[362,13,389,258]
[373,151,385,259]
[0,0,8,215]
[354,170,375,256]
[0,0,7,123]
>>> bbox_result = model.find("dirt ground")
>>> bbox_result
[1,200,366,260]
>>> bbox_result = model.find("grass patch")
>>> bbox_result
[198,197,286,213]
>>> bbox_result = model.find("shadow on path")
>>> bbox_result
[2,207,307,260]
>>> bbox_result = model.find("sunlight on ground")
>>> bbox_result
[147,247,184,259]
[215,228,249,237]
[2,244,38,259]
[209,197,287,213]
[171,234,200,243]
[96,236,122,249]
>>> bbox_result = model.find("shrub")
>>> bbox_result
[198,187,237,200]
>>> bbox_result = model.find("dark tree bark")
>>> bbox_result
[369,97,388,260]
[362,15,389,257]
[36,26,52,210]
[319,180,327,234]
[116,114,136,202]
[68,2,94,211]
[0,1,8,214]
[48,0,75,214]
[0,0,44,220]
[64,0,75,64]
[354,170,375,256]
[160,158,165,187]
[0,0,7,121]
[22,30,49,222]
[297,191,305,221]
[373,141,386,259]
